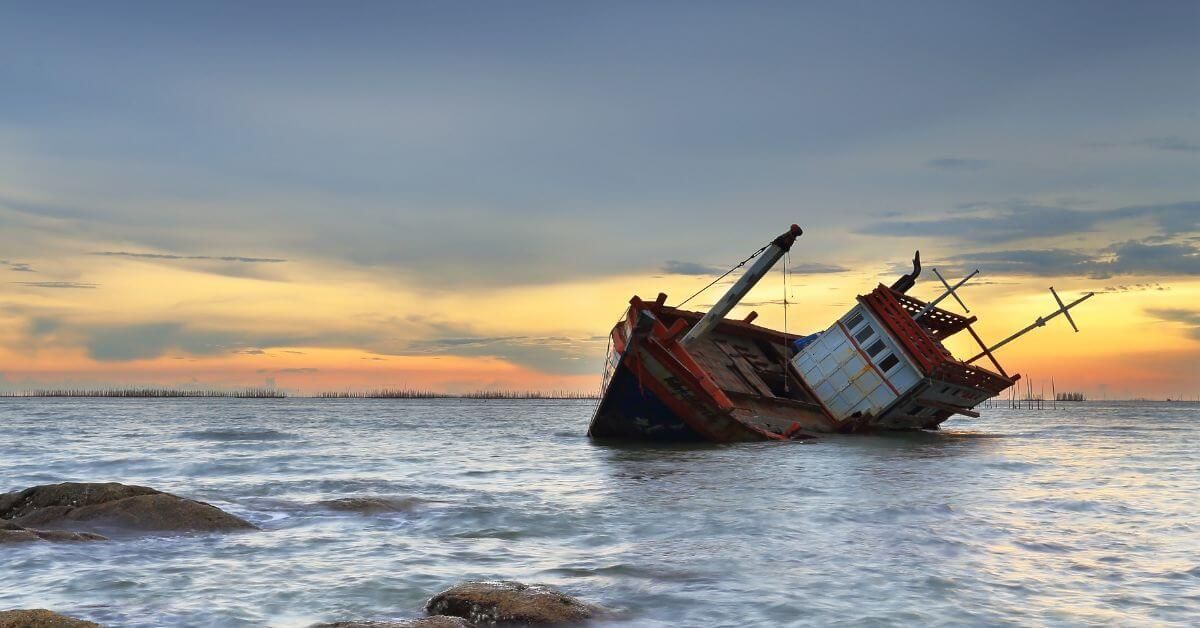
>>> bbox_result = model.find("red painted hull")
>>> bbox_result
[588,296,832,443]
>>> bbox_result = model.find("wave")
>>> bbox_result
[179,429,299,442]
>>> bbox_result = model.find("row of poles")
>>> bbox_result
[980,377,1087,409]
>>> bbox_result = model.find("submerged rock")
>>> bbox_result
[0,609,101,627]
[0,521,107,543]
[314,617,475,628]
[317,496,427,514]
[426,581,601,625]
[0,482,257,534]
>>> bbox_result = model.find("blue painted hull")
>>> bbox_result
[587,357,705,442]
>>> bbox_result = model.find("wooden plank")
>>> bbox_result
[690,344,753,394]
[715,340,776,398]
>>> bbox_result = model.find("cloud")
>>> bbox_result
[13,281,97,289]
[940,249,1094,276]
[83,323,238,361]
[0,196,95,221]
[28,317,61,336]
[90,251,287,263]
[1111,202,1200,234]
[1146,309,1200,342]
[1,260,35,272]
[858,200,1200,243]
[662,260,726,276]
[1099,240,1200,277]
[18,312,604,375]
[926,157,989,171]
[942,239,1200,279]
[1087,136,1200,153]
[859,202,1097,242]
[394,321,607,375]
[1138,137,1200,153]
[257,367,319,374]
[1100,282,1169,293]
[789,261,851,274]
[26,321,323,362]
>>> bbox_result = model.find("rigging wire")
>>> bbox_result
[596,309,627,399]
[675,244,769,308]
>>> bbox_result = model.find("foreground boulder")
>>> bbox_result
[0,609,101,627]
[0,483,257,534]
[0,521,107,544]
[314,618,475,628]
[426,581,601,625]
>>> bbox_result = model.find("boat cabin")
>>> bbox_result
[791,284,1015,430]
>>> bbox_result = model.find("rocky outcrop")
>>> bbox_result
[314,617,475,628]
[0,483,257,534]
[0,521,107,543]
[0,609,101,627]
[317,497,426,514]
[426,581,601,625]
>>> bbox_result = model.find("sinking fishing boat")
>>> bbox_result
[588,224,1094,442]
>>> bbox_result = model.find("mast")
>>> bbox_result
[680,224,802,346]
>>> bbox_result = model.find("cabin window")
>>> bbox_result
[866,339,886,357]
[854,326,875,344]
[846,312,864,330]
[878,354,900,372]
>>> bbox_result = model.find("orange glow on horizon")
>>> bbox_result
[1,255,1196,398]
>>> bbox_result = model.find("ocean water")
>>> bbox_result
[1,398,1198,627]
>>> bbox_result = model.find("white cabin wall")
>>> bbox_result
[792,303,923,421]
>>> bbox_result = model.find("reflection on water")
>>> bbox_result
[2,399,1198,626]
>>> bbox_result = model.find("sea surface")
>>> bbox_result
[1,399,1198,627]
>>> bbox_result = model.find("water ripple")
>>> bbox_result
[1,398,1198,626]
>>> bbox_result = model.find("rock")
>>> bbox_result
[0,524,39,544]
[317,497,426,514]
[426,581,601,625]
[0,609,101,627]
[0,483,257,534]
[0,521,107,543]
[313,617,475,628]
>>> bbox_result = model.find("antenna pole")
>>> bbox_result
[966,290,1095,363]
[934,268,971,312]
[915,269,979,320]
[1050,286,1079,332]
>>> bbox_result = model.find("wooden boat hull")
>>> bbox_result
[588,355,707,441]
[588,297,835,443]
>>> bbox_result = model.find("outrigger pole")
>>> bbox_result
[914,268,979,320]
[680,224,803,346]
[965,288,1095,364]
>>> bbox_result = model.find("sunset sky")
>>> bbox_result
[1,2,1197,397]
